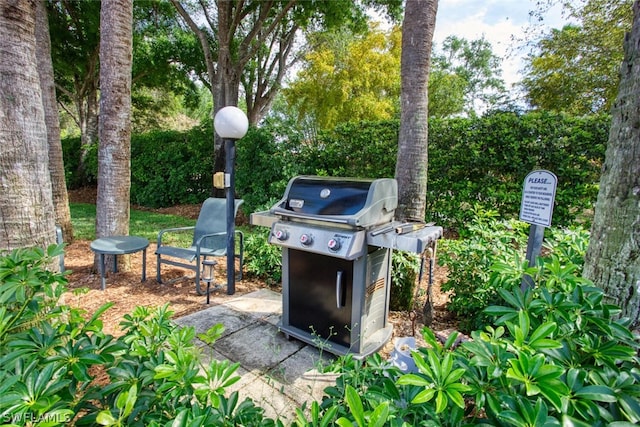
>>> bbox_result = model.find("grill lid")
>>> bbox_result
[270,175,397,227]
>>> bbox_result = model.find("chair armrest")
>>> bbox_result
[195,231,226,244]
[194,231,244,256]
[157,226,195,247]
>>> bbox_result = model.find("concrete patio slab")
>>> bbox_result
[174,289,339,423]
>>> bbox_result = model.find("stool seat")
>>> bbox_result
[90,235,149,290]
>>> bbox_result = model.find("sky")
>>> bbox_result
[432,0,573,89]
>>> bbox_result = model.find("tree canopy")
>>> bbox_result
[284,24,402,130]
[522,0,632,114]
[47,0,200,140]
[282,27,506,130]
[431,36,506,116]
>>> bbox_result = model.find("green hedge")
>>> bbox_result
[129,123,214,207]
[427,112,607,231]
[63,123,215,208]
[62,112,608,229]
[235,126,304,214]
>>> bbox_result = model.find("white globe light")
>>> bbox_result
[214,106,249,139]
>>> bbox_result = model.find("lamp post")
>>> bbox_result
[214,106,248,295]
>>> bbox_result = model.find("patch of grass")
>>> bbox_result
[70,203,195,242]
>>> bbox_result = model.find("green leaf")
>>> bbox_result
[335,417,354,427]
[344,385,365,427]
[445,389,466,409]
[560,414,592,427]
[397,373,430,387]
[443,331,460,350]
[321,406,339,427]
[123,383,137,417]
[574,385,616,403]
[369,401,390,427]
[96,410,117,426]
[529,322,556,343]
[499,410,528,427]
[444,368,467,385]
[619,394,640,423]
[435,390,448,414]
[412,388,436,404]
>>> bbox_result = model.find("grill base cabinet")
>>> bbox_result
[280,247,393,358]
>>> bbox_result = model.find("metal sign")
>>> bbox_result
[519,170,558,227]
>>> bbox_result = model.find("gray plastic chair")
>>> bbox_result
[155,198,244,295]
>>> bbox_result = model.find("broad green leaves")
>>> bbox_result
[0,247,271,426]
[398,350,470,413]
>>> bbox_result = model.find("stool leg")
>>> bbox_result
[100,253,106,290]
[142,248,147,282]
[113,255,118,273]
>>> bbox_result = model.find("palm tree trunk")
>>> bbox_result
[395,0,438,222]
[35,0,73,243]
[0,0,56,251]
[96,0,133,269]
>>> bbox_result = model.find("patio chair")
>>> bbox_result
[155,198,244,295]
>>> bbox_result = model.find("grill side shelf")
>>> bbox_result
[249,211,278,228]
[367,225,443,253]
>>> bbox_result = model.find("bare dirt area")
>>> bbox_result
[64,188,457,356]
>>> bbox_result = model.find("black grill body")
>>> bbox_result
[282,247,392,357]
[250,175,442,358]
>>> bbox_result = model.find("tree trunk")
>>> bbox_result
[211,0,242,196]
[77,84,99,184]
[0,0,56,251]
[395,0,438,325]
[96,0,133,268]
[583,0,640,329]
[395,0,438,223]
[35,0,73,243]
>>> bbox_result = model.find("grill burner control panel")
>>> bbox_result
[269,222,367,260]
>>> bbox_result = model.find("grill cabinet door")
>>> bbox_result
[288,250,353,348]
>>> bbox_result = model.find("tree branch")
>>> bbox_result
[170,0,217,87]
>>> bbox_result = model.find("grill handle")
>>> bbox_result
[336,270,344,308]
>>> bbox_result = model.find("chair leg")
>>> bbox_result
[194,256,205,295]
[156,255,163,284]
[237,231,244,281]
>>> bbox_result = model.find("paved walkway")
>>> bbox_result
[174,289,338,423]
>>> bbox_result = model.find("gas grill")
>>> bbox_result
[251,175,442,358]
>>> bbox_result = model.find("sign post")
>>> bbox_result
[519,170,557,291]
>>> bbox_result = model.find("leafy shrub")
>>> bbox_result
[439,207,593,333]
[390,250,421,311]
[62,136,98,188]
[459,259,640,425]
[244,226,282,286]
[426,111,608,231]
[241,200,283,286]
[304,241,640,426]
[438,207,529,332]
[235,125,305,215]
[300,120,399,179]
[0,245,278,426]
[130,123,215,207]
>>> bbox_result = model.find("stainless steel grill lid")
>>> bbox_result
[270,175,397,227]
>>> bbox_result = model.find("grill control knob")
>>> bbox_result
[328,238,341,251]
[274,229,288,241]
[299,234,313,246]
